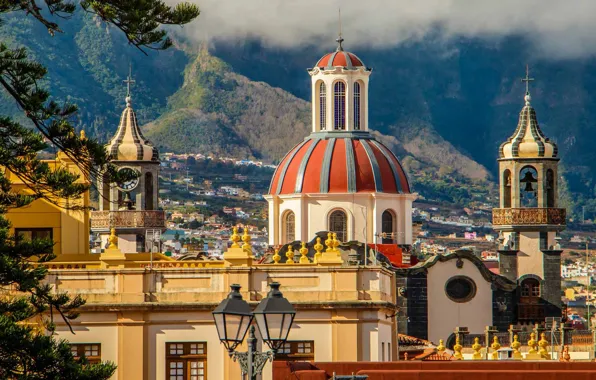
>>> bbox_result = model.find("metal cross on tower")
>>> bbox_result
[336,8,344,51]
[123,64,135,98]
[521,64,534,95]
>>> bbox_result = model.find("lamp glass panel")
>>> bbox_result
[223,314,242,342]
[263,313,284,340]
[280,314,294,340]
[236,314,252,342]
[213,313,226,341]
[255,313,269,340]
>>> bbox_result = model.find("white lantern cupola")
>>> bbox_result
[308,35,371,134]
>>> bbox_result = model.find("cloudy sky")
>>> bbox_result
[166,0,596,59]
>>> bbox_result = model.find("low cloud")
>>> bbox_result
[169,0,596,58]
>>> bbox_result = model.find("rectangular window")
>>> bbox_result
[166,342,207,380]
[274,341,314,362]
[388,342,391,361]
[70,344,101,365]
[15,228,53,242]
[381,342,385,362]
[539,232,548,250]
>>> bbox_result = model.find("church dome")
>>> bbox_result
[315,50,365,70]
[314,36,366,70]
[268,136,410,195]
[499,93,558,160]
[106,96,159,162]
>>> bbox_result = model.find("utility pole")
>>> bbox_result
[587,239,591,329]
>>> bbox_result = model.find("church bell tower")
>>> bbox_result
[91,69,165,253]
[493,67,566,323]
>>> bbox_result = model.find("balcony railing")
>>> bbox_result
[517,303,545,321]
[90,210,165,229]
[492,208,566,226]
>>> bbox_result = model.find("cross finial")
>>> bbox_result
[336,8,344,51]
[521,64,534,105]
[123,63,135,106]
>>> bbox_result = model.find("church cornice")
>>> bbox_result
[395,250,517,292]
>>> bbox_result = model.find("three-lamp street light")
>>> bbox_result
[212,282,296,380]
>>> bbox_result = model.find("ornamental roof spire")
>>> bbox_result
[336,8,344,51]
[498,66,558,160]
[105,64,159,162]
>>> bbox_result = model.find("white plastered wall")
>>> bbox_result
[427,258,493,344]
[267,193,414,245]
[309,67,371,132]
[55,318,119,379]
[517,231,544,278]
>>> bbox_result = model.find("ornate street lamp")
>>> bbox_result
[212,284,253,352]
[213,282,296,380]
[253,282,296,352]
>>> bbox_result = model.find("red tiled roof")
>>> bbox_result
[316,51,365,69]
[268,138,410,195]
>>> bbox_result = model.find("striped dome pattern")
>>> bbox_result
[499,102,558,159]
[315,51,365,70]
[106,99,159,162]
[269,137,410,195]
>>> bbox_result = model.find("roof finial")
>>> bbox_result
[336,8,344,51]
[521,64,534,106]
[123,63,135,107]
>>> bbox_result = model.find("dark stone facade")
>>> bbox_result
[396,272,428,339]
[395,250,518,341]
[497,249,518,282]
[541,249,563,318]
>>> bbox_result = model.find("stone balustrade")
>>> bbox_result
[492,208,566,226]
[90,210,165,229]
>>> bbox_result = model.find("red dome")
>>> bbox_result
[269,137,410,195]
[315,50,365,69]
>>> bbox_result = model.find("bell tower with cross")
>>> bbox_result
[493,65,565,324]
[92,64,165,254]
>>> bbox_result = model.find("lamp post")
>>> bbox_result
[212,282,296,380]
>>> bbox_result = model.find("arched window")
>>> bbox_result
[328,209,347,242]
[354,82,361,130]
[546,169,555,207]
[382,210,395,244]
[334,81,346,130]
[519,166,538,207]
[145,172,154,210]
[283,211,295,243]
[319,82,326,130]
[521,278,540,298]
[503,169,512,208]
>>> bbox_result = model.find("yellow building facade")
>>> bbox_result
[5,152,90,256]
[42,240,397,380]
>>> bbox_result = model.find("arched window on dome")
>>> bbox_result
[334,81,346,130]
[354,82,361,130]
[282,211,295,243]
[329,209,347,242]
[381,210,395,244]
[319,82,326,130]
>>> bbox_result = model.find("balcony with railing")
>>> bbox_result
[90,210,165,229]
[492,208,566,227]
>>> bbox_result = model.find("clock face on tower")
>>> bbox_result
[116,167,139,191]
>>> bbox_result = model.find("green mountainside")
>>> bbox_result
[0,13,503,206]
